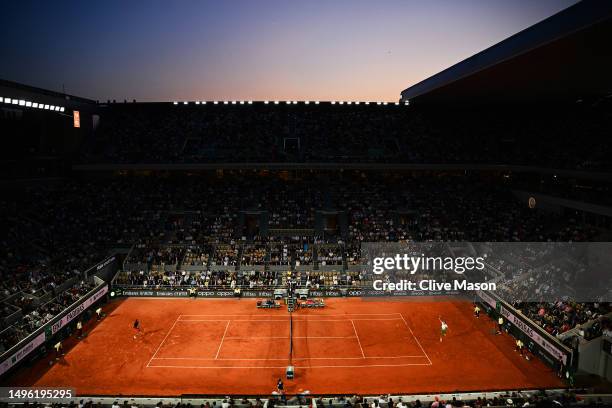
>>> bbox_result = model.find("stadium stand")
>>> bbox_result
[1,172,609,355]
[78,101,612,170]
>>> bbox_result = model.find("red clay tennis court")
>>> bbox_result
[8,297,564,396]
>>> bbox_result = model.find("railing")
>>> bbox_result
[112,283,363,291]
[27,388,599,407]
[476,290,574,372]
[0,278,108,377]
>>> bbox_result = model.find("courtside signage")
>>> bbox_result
[50,285,108,336]
[0,332,46,376]
[499,304,569,365]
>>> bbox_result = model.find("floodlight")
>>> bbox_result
[44,104,50,109]
[183,101,188,105]
[26,101,32,107]
[173,101,178,105]
[305,101,310,105]
[315,101,320,105]
[60,107,65,112]
[331,101,336,105]
[240,101,244,105]
[195,101,201,105]
[274,101,279,105]
[248,101,253,104]
[214,101,219,105]
[264,101,269,104]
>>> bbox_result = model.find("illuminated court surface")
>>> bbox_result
[8,298,564,396]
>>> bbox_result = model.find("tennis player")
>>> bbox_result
[439,317,448,342]
[133,319,141,339]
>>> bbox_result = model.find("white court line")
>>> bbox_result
[179,313,402,317]
[146,315,180,367]
[351,320,366,358]
[225,336,288,339]
[148,362,432,369]
[147,313,432,369]
[214,321,231,359]
[399,313,432,366]
[179,319,238,322]
[223,336,357,339]
[152,355,427,361]
[178,318,402,322]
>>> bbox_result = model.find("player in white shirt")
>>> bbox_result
[439,316,448,342]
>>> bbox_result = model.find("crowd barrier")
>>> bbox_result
[476,290,574,375]
[110,285,465,298]
[111,286,364,298]
[0,278,109,377]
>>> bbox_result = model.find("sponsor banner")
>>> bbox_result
[499,304,569,365]
[362,289,460,298]
[94,256,116,272]
[85,255,118,280]
[241,290,274,298]
[198,290,234,297]
[116,287,460,298]
[120,289,188,297]
[309,290,343,297]
[477,290,497,309]
[0,332,46,376]
[50,285,108,336]
[117,288,239,298]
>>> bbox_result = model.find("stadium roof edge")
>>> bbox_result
[0,78,97,105]
[400,0,612,103]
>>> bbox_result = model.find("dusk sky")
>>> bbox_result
[1,0,577,102]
